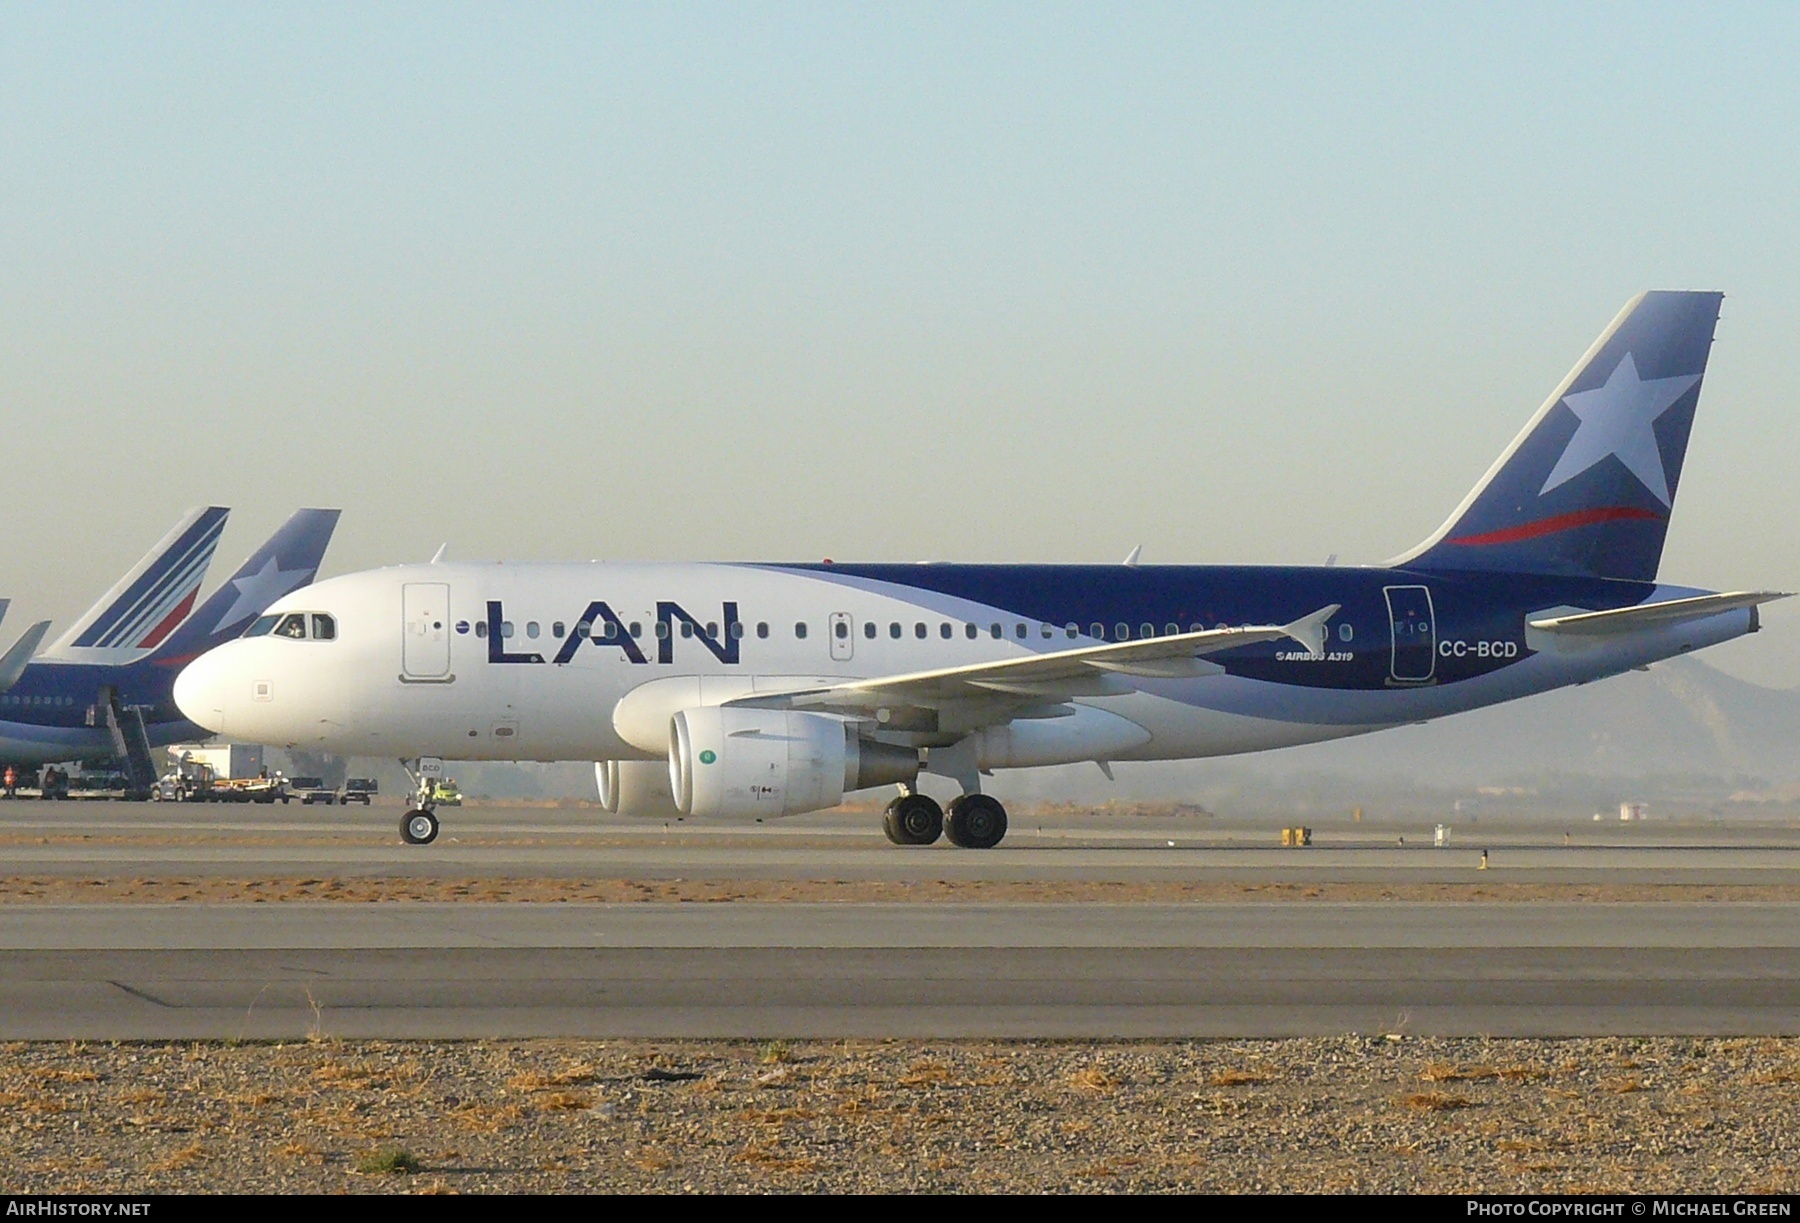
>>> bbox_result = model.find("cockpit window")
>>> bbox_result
[244,615,280,638]
[311,614,337,641]
[275,614,308,639]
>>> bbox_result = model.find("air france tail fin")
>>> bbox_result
[1391,291,1723,583]
[146,508,341,666]
[43,506,230,662]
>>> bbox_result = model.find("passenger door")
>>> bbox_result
[401,582,453,681]
[1384,585,1436,683]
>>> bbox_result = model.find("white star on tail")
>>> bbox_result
[1539,352,1699,507]
[210,557,314,633]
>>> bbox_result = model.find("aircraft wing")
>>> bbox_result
[1528,591,1791,637]
[728,604,1339,722]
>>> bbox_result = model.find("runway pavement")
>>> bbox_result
[4,901,1800,1039]
[6,802,1800,1038]
[8,801,1800,884]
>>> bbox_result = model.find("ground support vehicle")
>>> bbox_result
[340,778,378,805]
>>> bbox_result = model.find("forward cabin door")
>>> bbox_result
[402,582,453,681]
[1383,585,1436,683]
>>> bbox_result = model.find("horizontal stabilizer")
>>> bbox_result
[0,621,52,692]
[1528,591,1791,636]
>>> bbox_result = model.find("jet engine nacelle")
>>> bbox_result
[669,707,918,820]
[595,759,683,819]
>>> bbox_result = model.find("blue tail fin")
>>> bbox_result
[1393,291,1723,582]
[146,508,341,665]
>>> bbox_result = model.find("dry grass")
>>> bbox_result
[898,1062,952,1088]
[538,1092,591,1112]
[1210,1070,1267,1087]
[1069,1068,1119,1093]
[1403,1092,1477,1112]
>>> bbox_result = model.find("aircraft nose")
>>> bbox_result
[173,649,232,734]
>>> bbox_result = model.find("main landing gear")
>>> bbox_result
[882,790,1009,849]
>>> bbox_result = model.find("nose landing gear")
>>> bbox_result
[401,809,440,845]
[398,757,442,846]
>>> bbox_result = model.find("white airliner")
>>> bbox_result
[174,292,1786,848]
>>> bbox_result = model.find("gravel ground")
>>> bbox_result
[3,876,1800,904]
[3,1037,1798,1193]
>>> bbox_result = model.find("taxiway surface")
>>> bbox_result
[5,802,1799,1038]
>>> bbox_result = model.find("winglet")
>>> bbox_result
[1279,604,1341,656]
[430,543,448,564]
[1122,545,1142,568]
[0,621,52,692]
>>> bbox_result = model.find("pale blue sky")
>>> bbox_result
[3,3,1798,680]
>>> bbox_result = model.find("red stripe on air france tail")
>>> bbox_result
[1447,506,1665,547]
[134,590,198,649]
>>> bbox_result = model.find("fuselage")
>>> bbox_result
[0,658,207,766]
[173,559,1752,767]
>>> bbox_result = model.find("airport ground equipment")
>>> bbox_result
[289,777,339,805]
[340,778,378,806]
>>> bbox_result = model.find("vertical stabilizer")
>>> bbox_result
[1392,291,1723,582]
[45,507,230,661]
[147,508,341,665]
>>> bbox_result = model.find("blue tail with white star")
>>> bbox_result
[1392,290,1723,583]
[146,508,341,666]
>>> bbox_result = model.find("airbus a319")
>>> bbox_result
[174,292,1785,848]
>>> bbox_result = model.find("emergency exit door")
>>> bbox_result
[1384,585,1436,683]
[402,582,453,680]
[828,612,854,662]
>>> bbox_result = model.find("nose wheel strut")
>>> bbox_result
[398,757,442,845]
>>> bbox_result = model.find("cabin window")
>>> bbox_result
[730,622,745,640]
[1015,624,1027,639]
[835,620,850,640]
[965,623,977,639]
[575,620,592,638]
[655,622,670,640]
[1165,623,1179,637]
[312,614,337,641]
[706,622,718,639]
[244,615,280,638]
[275,614,308,639]
[756,622,769,639]
[1090,623,1104,639]
[795,622,808,639]
[940,623,952,639]
[526,621,540,639]
[890,622,902,639]
[1041,624,1053,638]
[990,623,1002,639]
[1066,623,1079,638]
[475,622,488,639]
[1190,623,1204,634]
[552,622,565,638]
[679,621,693,638]
[601,622,618,640]
[1339,623,1354,642]
[630,622,643,638]
[502,621,516,639]
[864,622,876,639]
